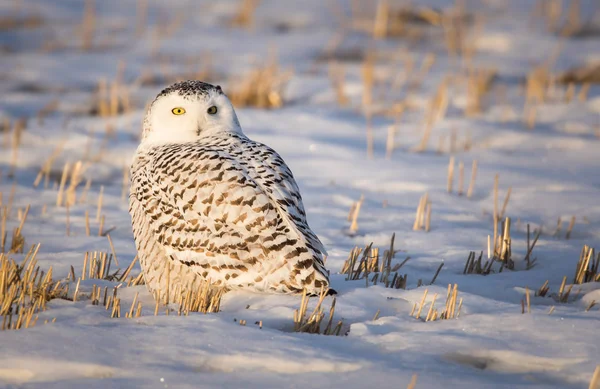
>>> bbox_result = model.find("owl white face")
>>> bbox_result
[142,82,242,147]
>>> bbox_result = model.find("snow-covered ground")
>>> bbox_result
[1,0,600,387]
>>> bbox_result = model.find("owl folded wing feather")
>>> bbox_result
[132,144,328,287]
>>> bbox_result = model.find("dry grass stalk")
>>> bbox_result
[80,0,95,51]
[442,9,468,58]
[585,300,596,312]
[467,221,540,275]
[82,251,116,280]
[93,77,131,118]
[348,195,364,235]
[557,276,574,303]
[85,210,91,236]
[430,262,443,285]
[385,123,398,160]
[372,0,389,39]
[361,52,375,108]
[1,207,7,254]
[106,234,120,266]
[554,217,563,237]
[230,0,260,29]
[98,215,105,236]
[465,67,496,116]
[414,78,449,152]
[293,288,343,335]
[0,245,69,330]
[65,161,85,207]
[169,279,224,314]
[447,157,455,193]
[559,0,583,37]
[80,178,92,204]
[412,193,431,232]
[425,202,432,232]
[411,284,462,321]
[525,66,551,105]
[590,365,600,389]
[565,216,576,240]
[457,161,464,196]
[522,287,531,314]
[56,162,70,207]
[341,235,408,289]
[228,59,292,109]
[524,224,542,270]
[578,83,590,102]
[498,217,512,265]
[9,118,26,178]
[467,160,477,198]
[463,250,498,275]
[498,187,512,219]
[372,309,380,321]
[574,245,599,284]
[523,65,552,129]
[33,142,65,188]
[536,280,550,297]
[407,374,418,389]
[96,186,104,222]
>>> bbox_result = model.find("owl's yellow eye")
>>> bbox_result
[171,107,186,115]
[207,106,218,115]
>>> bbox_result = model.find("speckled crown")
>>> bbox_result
[156,80,223,100]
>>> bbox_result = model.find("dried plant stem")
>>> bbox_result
[56,162,71,207]
[407,374,418,389]
[457,161,464,196]
[415,289,428,319]
[589,365,600,389]
[467,160,477,198]
[565,216,576,239]
[96,186,104,221]
[499,187,512,219]
[85,210,90,236]
[447,157,455,193]
[349,195,364,234]
[106,234,120,266]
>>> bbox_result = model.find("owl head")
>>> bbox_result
[141,80,242,146]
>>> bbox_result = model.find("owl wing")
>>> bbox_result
[243,142,328,255]
[131,143,328,289]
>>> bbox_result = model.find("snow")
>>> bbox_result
[1,0,600,388]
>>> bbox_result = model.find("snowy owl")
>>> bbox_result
[129,80,332,302]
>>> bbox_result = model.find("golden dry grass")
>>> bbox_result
[227,59,292,109]
[0,245,68,330]
[410,284,462,322]
[293,288,343,336]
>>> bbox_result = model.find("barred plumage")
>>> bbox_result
[129,81,331,301]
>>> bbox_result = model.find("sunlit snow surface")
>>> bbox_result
[0,0,599,388]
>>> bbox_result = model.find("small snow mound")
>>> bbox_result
[197,354,362,374]
[0,359,117,384]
